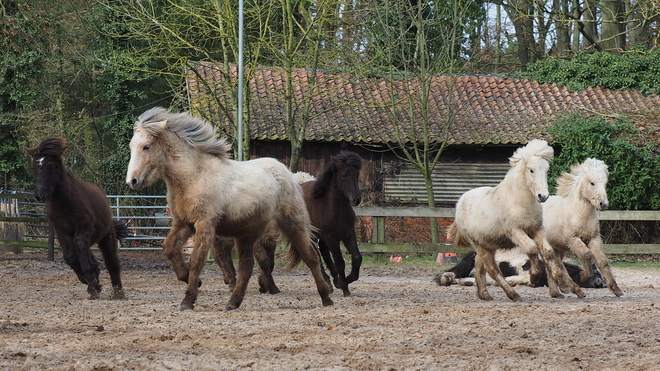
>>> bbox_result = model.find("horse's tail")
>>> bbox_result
[448,222,471,248]
[284,224,319,270]
[114,220,130,241]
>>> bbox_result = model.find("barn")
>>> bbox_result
[185,63,660,206]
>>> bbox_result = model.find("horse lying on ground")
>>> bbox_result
[434,248,606,288]
[543,158,623,297]
[449,139,585,301]
[26,138,128,299]
[126,107,332,311]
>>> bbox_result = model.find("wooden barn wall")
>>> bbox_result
[250,140,519,206]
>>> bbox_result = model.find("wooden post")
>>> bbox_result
[47,224,55,261]
[372,216,386,262]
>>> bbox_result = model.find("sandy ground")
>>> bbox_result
[1,251,659,371]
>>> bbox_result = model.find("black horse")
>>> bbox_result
[301,151,363,296]
[214,151,363,297]
[26,138,128,299]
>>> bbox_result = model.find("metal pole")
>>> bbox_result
[237,0,244,161]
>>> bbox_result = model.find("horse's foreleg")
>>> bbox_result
[213,236,237,291]
[587,237,623,297]
[534,232,585,299]
[162,220,194,284]
[97,235,125,299]
[180,221,214,311]
[318,240,339,284]
[226,236,258,311]
[344,232,363,285]
[72,233,102,299]
[567,237,596,283]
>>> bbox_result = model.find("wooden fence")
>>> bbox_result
[3,192,660,258]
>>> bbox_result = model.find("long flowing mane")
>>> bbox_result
[312,150,362,198]
[509,139,554,166]
[556,158,609,197]
[135,107,231,159]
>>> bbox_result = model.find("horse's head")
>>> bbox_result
[25,138,67,202]
[126,123,167,191]
[511,139,554,203]
[332,151,363,206]
[578,158,609,211]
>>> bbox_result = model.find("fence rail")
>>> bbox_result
[3,192,660,258]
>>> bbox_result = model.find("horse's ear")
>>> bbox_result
[58,138,68,155]
[331,155,341,167]
[154,120,168,130]
[25,147,37,158]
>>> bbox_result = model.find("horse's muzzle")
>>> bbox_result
[127,178,144,190]
[537,194,549,203]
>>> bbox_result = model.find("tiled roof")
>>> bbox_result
[186,62,660,145]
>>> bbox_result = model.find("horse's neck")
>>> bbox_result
[498,167,533,201]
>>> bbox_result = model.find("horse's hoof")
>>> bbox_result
[111,288,126,300]
[614,292,624,297]
[508,294,522,302]
[179,305,194,311]
[197,279,202,288]
[477,293,494,301]
[342,289,351,297]
[322,298,334,306]
[550,292,565,298]
[87,285,102,300]
[269,287,281,295]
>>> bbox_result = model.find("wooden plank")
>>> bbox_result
[603,244,660,254]
[0,240,49,248]
[358,243,471,254]
[0,216,49,223]
[598,210,660,221]
[355,206,456,218]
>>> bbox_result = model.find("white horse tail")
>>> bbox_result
[448,222,471,248]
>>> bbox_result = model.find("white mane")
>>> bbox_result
[509,139,554,167]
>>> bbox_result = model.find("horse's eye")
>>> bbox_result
[529,169,535,174]
[143,145,150,150]
[590,182,595,186]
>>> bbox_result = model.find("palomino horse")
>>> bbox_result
[543,158,623,297]
[26,138,128,299]
[448,139,585,301]
[125,107,333,310]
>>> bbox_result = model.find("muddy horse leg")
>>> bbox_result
[225,235,259,310]
[71,232,102,300]
[588,237,623,297]
[477,248,521,302]
[535,232,585,299]
[473,249,494,301]
[180,220,216,311]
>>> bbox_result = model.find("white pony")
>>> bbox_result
[543,158,623,297]
[125,107,333,311]
[448,139,585,301]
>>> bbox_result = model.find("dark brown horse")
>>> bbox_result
[215,151,363,297]
[26,138,127,300]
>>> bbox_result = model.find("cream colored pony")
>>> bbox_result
[543,158,623,297]
[449,139,586,301]
[125,107,333,310]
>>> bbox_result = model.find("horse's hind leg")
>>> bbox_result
[317,241,337,288]
[537,234,585,299]
[226,235,259,310]
[328,241,351,296]
[98,234,125,299]
[588,238,623,297]
[254,237,280,294]
[476,248,521,301]
[473,250,493,301]
[213,236,237,291]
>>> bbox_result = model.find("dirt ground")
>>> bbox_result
[1,251,659,371]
